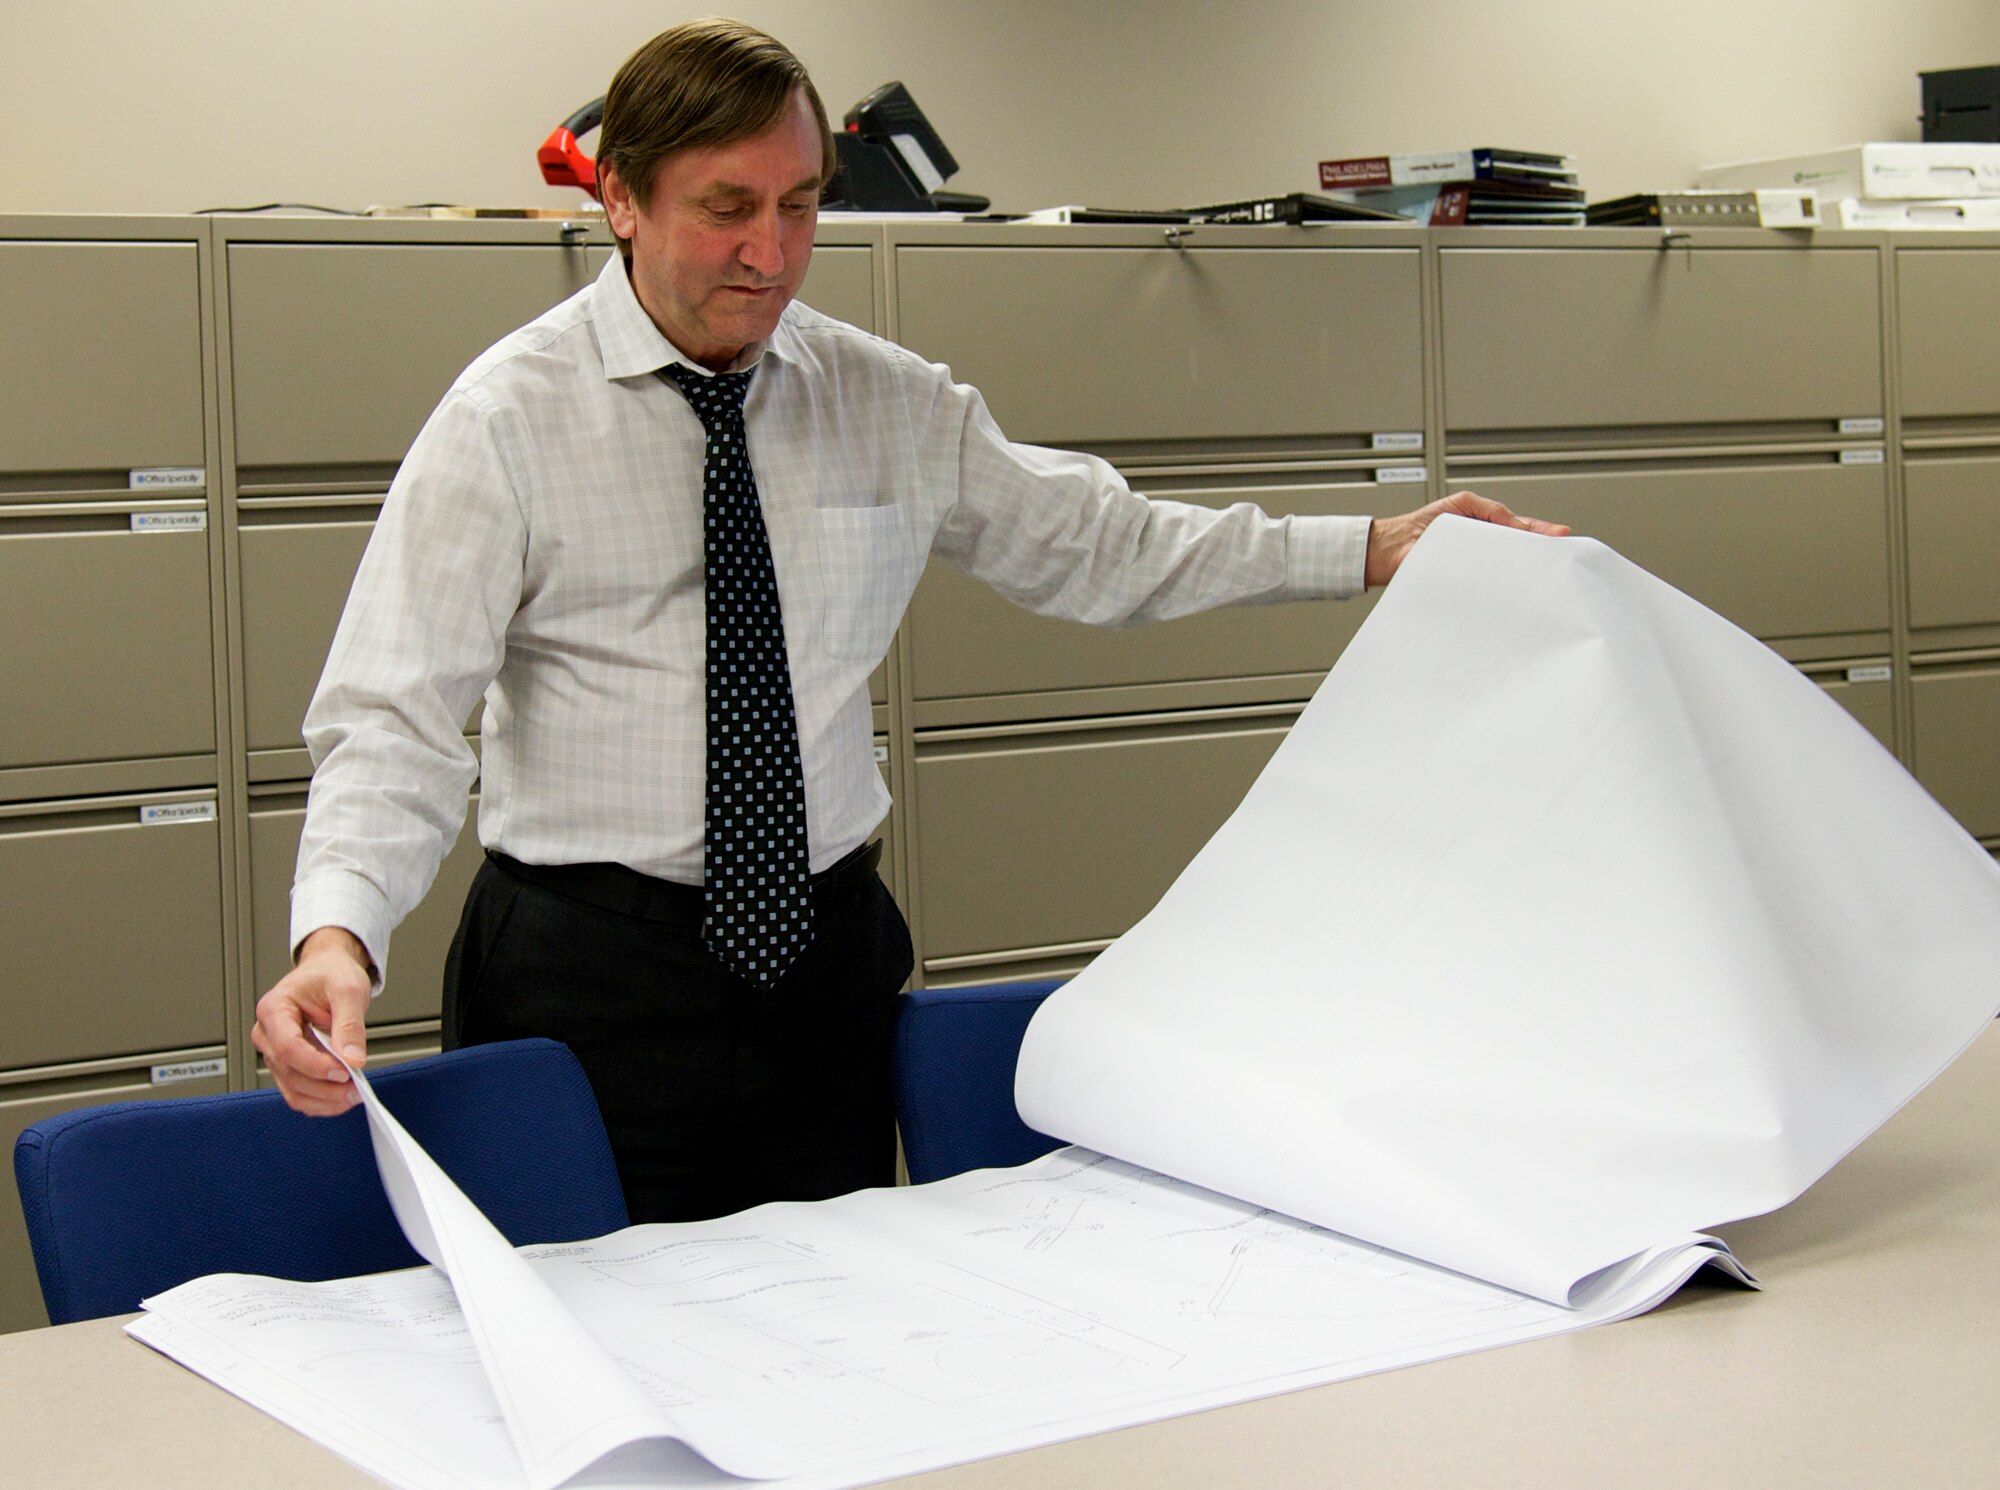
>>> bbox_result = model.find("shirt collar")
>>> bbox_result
[592,252,795,382]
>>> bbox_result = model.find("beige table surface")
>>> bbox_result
[5,1025,1996,1490]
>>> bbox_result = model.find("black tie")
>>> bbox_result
[660,364,812,986]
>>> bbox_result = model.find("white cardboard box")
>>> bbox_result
[1699,143,2000,200]
[1753,189,1819,228]
[1831,196,2000,230]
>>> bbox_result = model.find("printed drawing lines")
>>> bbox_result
[573,1233,825,1291]
[1010,1193,1100,1254]
[672,1273,1186,1426]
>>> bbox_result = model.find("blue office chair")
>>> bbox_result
[12,1037,629,1326]
[892,980,1068,1183]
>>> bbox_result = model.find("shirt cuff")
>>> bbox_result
[1285,514,1371,601]
[290,870,392,996]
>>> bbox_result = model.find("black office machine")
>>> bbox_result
[824,82,990,213]
[1921,64,2000,143]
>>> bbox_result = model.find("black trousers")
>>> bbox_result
[441,848,912,1224]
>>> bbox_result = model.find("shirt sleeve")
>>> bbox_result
[904,352,1369,621]
[289,384,528,989]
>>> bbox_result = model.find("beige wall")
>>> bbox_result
[2,1,1997,217]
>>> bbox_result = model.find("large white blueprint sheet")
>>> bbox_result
[131,519,2000,1489]
[1020,517,2000,1306]
[133,1134,1740,1490]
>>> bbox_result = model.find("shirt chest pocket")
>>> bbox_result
[812,504,923,662]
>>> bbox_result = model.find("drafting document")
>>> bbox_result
[1020,517,2000,1306]
[132,1140,1742,1490]
[128,517,1998,1488]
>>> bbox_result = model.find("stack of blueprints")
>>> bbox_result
[131,518,2000,1490]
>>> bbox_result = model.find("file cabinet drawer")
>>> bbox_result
[894,247,1424,446]
[1896,249,2000,419]
[248,792,482,1026]
[1911,665,2000,840]
[0,794,226,1070]
[906,479,1398,712]
[238,514,482,757]
[238,517,375,752]
[1904,453,2000,632]
[227,244,590,470]
[2,1061,230,1333]
[0,524,215,770]
[1440,247,1882,434]
[1447,461,1891,644]
[0,240,205,478]
[913,714,1292,965]
[801,245,877,333]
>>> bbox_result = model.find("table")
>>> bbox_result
[5,1028,1996,1490]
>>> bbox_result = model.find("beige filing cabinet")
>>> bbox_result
[913,710,1298,980]
[892,228,1426,732]
[0,226,220,786]
[1895,239,2000,843]
[1910,663,2000,839]
[9,216,2000,1334]
[884,223,1429,979]
[1438,230,1899,773]
[1438,236,1892,661]
[0,217,230,1335]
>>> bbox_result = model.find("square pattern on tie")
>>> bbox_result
[661,364,813,985]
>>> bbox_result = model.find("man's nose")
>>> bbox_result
[739,211,784,279]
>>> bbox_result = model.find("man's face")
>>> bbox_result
[603,89,823,370]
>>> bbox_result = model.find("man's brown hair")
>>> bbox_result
[597,17,837,216]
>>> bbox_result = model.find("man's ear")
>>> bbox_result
[600,162,638,242]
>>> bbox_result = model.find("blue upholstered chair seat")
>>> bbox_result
[891,980,1066,1184]
[13,1037,628,1326]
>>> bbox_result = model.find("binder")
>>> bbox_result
[1319,147,1575,191]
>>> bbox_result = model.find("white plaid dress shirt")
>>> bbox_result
[293,254,1369,985]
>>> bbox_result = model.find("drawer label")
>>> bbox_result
[129,467,205,491]
[873,743,890,763]
[130,511,208,533]
[1839,448,1886,466]
[140,801,217,825]
[1837,417,1885,436]
[1371,432,1424,452]
[1845,664,1893,684]
[152,1058,226,1086]
[1376,465,1428,485]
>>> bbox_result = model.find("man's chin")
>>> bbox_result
[713,297,791,343]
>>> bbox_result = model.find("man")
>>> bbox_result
[254,18,1565,1222]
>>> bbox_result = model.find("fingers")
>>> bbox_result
[1368,492,1571,588]
[254,943,373,1117]
[252,1008,358,1117]
[1443,490,1571,538]
[254,1026,360,1117]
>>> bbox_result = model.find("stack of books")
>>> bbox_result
[1317,148,1584,225]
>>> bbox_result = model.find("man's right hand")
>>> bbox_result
[252,926,374,1115]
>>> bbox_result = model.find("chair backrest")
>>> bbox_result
[892,980,1066,1184]
[13,1037,629,1326]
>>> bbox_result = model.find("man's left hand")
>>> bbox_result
[1366,492,1570,589]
